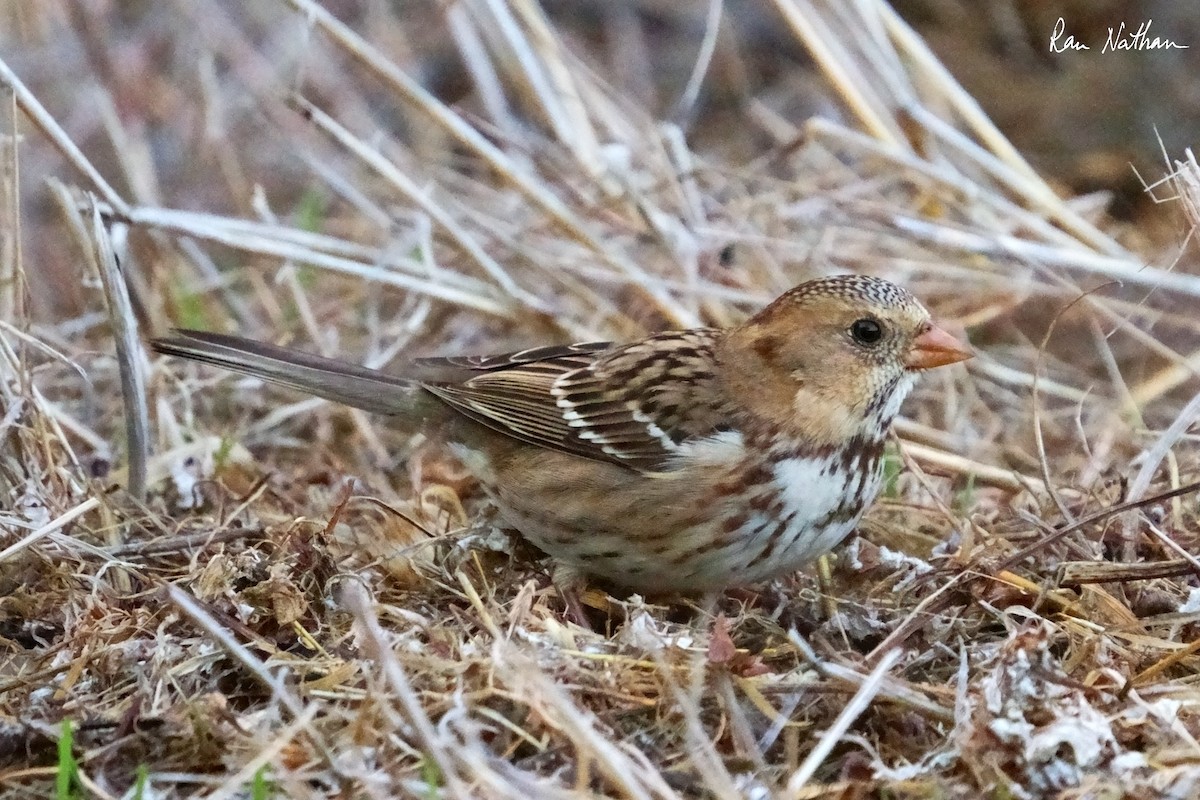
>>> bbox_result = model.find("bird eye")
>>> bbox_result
[849,318,884,346]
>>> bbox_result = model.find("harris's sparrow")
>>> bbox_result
[153,275,971,593]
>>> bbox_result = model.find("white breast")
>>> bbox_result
[760,447,880,575]
[772,453,847,523]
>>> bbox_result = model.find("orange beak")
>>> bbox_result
[906,323,973,370]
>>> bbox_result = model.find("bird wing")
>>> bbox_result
[416,330,732,470]
[412,341,614,375]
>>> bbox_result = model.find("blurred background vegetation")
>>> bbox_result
[4,0,1197,319]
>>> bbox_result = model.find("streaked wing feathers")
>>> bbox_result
[411,342,612,380]
[419,330,731,470]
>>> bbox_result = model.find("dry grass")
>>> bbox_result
[3,1,1200,797]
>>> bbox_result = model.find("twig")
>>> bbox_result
[1032,289,1103,524]
[0,55,130,216]
[785,648,902,795]
[896,439,1044,494]
[997,479,1200,573]
[673,0,723,126]
[0,497,100,564]
[770,0,899,146]
[205,704,321,800]
[87,200,149,502]
[338,579,471,799]
[113,203,515,316]
[1058,559,1200,586]
[885,212,1200,299]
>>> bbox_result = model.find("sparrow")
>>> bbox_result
[152,275,971,594]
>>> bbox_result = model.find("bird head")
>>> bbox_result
[718,275,972,447]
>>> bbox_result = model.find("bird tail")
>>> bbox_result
[151,329,426,417]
